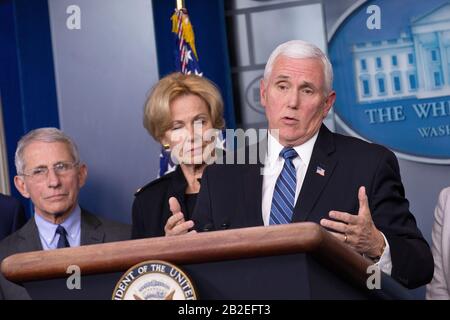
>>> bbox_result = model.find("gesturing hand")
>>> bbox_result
[320,186,385,258]
[164,197,197,236]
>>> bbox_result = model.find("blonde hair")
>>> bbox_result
[143,73,225,142]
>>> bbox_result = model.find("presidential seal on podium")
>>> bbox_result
[112,260,197,300]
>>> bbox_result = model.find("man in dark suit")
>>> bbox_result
[0,127,130,299]
[169,40,433,289]
[0,193,26,241]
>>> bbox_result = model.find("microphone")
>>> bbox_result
[202,224,214,232]
[201,222,229,231]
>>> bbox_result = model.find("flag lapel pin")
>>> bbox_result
[316,166,325,177]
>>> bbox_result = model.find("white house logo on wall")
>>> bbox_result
[246,75,265,115]
[112,260,197,300]
[329,0,450,164]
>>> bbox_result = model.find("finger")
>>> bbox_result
[165,212,185,231]
[358,186,370,216]
[187,230,197,235]
[169,197,182,215]
[327,231,346,242]
[328,231,356,249]
[167,220,195,236]
[320,218,348,234]
[174,219,185,226]
[328,211,358,224]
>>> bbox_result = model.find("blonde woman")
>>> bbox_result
[132,73,225,239]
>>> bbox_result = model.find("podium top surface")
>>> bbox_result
[1,222,371,284]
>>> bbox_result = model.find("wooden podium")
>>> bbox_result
[1,222,411,299]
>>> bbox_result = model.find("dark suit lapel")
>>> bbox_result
[242,140,267,227]
[168,166,189,218]
[16,218,43,252]
[243,164,264,226]
[80,209,105,245]
[292,125,338,222]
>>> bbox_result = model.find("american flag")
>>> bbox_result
[158,6,203,177]
[171,8,202,76]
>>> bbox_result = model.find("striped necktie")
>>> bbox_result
[269,147,298,225]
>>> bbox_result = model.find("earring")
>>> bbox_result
[163,144,170,150]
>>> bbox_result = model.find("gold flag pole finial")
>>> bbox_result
[176,0,185,10]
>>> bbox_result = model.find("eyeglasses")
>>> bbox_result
[20,162,79,181]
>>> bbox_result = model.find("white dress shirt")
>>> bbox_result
[261,131,392,275]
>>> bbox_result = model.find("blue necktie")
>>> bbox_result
[270,147,298,225]
[56,225,70,248]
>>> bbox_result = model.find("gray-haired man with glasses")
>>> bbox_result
[0,127,130,299]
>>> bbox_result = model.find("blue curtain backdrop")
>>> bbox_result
[0,0,59,216]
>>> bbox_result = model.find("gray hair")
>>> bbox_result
[15,127,80,174]
[263,40,334,94]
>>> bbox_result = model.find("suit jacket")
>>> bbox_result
[132,166,191,239]
[193,125,434,289]
[426,187,450,299]
[0,194,26,241]
[0,209,130,299]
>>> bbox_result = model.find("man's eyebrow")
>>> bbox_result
[299,81,316,88]
[274,75,290,81]
[32,165,48,169]
[273,77,320,90]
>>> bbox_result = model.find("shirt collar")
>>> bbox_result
[267,130,319,166]
[34,204,81,244]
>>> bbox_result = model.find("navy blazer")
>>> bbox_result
[192,125,434,289]
[0,194,26,241]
